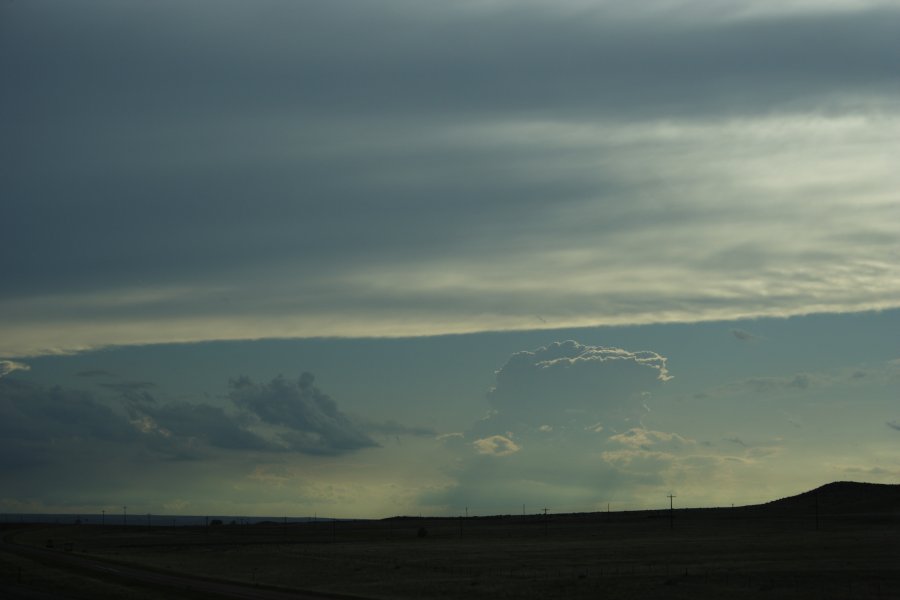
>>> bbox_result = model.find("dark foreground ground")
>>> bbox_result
[2,486,899,599]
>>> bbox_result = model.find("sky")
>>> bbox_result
[2,0,899,518]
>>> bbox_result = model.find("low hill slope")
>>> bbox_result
[753,481,900,515]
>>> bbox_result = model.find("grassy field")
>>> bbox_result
[0,533,210,600]
[6,503,899,599]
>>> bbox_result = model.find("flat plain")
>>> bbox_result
[3,483,899,599]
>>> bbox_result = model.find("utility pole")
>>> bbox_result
[667,494,676,530]
[542,507,549,537]
[101,510,105,526]
[123,506,127,526]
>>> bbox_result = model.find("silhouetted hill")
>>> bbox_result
[754,481,900,515]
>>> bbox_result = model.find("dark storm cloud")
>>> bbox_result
[0,367,379,474]
[0,379,133,443]
[134,400,272,452]
[0,378,249,468]
[0,379,138,470]
[229,372,378,455]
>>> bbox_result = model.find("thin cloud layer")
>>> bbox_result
[2,1,900,355]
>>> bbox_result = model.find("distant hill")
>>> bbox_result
[753,481,900,515]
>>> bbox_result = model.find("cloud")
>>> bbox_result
[426,342,689,512]
[0,379,134,444]
[609,428,692,451]
[487,341,670,427]
[0,377,262,468]
[2,367,382,474]
[723,436,749,447]
[730,329,758,341]
[887,420,900,432]
[3,2,900,356]
[472,435,521,457]
[427,339,810,513]
[0,378,140,473]
[133,399,271,452]
[0,360,29,378]
[229,372,377,455]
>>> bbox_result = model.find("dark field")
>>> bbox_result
[3,484,900,599]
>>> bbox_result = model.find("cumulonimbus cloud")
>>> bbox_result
[487,341,670,426]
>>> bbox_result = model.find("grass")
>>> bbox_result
[7,507,900,599]
[0,543,209,599]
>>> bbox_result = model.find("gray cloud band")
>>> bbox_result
[3,1,900,355]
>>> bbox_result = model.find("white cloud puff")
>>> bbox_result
[472,435,521,457]
[0,361,29,378]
